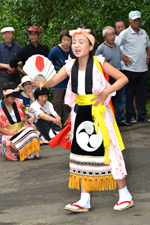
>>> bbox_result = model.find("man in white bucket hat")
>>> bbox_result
[116,11,150,124]
[0,27,21,99]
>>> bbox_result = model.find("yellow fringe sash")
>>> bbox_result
[19,139,41,162]
[69,173,117,191]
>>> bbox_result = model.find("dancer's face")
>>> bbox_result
[72,34,93,58]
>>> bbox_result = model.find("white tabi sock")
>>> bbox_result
[113,186,132,209]
[118,186,132,202]
[75,193,91,208]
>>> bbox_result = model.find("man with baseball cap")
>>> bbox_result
[116,11,150,124]
[0,26,21,99]
[9,26,49,73]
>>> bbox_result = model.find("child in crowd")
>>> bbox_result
[33,27,134,212]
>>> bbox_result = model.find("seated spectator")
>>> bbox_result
[18,76,49,145]
[29,87,62,141]
[0,82,40,161]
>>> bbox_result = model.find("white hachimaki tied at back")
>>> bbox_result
[23,54,56,88]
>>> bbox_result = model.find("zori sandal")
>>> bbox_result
[113,200,134,211]
[65,203,89,212]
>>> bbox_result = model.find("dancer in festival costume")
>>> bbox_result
[33,28,134,212]
[0,82,40,161]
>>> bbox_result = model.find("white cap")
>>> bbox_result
[1,27,15,34]
[129,11,141,20]
[18,75,32,90]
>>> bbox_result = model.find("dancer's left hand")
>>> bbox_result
[91,90,108,106]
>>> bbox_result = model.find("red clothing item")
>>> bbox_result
[0,98,25,128]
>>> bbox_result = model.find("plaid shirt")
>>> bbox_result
[0,41,21,72]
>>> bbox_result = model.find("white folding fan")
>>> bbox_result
[23,54,56,88]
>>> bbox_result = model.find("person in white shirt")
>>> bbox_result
[29,87,62,141]
[115,11,150,124]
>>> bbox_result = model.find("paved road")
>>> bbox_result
[0,122,150,225]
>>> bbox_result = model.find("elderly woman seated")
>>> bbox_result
[29,87,62,141]
[0,82,40,161]
[19,75,49,145]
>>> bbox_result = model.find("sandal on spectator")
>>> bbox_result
[129,117,137,124]
[40,140,49,145]
[40,136,49,145]
[138,118,150,123]
[118,121,133,126]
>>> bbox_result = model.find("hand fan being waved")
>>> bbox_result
[23,54,56,88]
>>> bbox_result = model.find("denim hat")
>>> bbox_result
[129,11,141,20]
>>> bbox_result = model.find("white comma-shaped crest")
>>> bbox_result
[76,121,102,152]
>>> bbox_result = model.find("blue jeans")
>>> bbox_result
[111,77,126,123]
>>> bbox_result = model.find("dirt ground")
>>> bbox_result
[0,122,150,225]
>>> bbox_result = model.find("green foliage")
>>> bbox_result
[0,0,150,51]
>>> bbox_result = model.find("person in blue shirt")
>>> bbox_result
[48,30,75,125]
[0,27,21,100]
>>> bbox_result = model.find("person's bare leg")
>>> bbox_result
[81,182,90,193]
[116,178,126,189]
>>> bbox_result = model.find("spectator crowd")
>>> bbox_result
[0,9,149,214]
[0,10,150,161]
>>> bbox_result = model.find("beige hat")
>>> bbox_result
[1,27,15,34]
[18,75,32,90]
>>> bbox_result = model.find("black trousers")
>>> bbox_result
[123,70,148,122]
[36,118,61,141]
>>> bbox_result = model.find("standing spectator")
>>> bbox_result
[114,19,136,110]
[9,26,49,74]
[0,27,21,99]
[114,19,126,66]
[114,19,126,36]
[116,11,150,123]
[48,30,75,125]
[95,26,130,125]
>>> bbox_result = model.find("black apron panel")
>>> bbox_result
[71,105,104,156]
